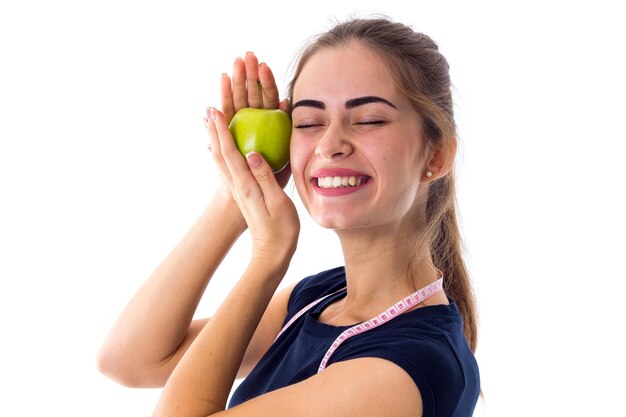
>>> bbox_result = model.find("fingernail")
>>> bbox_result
[209,107,217,121]
[246,152,262,168]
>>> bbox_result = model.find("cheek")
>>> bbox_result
[373,140,424,185]
[367,142,406,172]
[289,137,313,185]
[289,137,305,169]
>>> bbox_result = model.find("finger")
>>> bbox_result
[232,57,248,110]
[220,73,236,122]
[205,108,233,189]
[211,107,266,214]
[259,62,279,109]
[278,98,290,113]
[244,52,262,108]
[245,151,287,215]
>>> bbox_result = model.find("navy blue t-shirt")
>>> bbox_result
[228,266,480,416]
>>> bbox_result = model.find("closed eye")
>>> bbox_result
[294,123,323,129]
[294,120,386,129]
[356,120,385,125]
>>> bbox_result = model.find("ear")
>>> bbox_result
[422,137,457,182]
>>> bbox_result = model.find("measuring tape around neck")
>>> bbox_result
[274,277,444,373]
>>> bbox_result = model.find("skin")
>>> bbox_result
[99,42,455,417]
[290,43,449,326]
[96,53,294,388]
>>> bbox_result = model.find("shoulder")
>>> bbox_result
[221,356,423,417]
[331,304,480,416]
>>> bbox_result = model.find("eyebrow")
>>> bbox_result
[292,99,325,110]
[346,96,397,109]
[292,96,397,111]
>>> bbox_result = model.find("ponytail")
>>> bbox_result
[429,174,478,351]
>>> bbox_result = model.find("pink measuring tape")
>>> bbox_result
[274,277,444,373]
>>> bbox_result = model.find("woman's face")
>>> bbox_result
[290,42,429,231]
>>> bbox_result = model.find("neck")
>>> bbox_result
[332,223,441,321]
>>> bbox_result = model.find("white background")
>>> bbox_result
[1,1,624,416]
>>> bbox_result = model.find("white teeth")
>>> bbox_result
[316,176,368,188]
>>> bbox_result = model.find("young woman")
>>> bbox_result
[98,17,480,417]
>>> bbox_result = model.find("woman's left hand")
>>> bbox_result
[205,106,300,272]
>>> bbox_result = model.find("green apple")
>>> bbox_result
[229,108,292,172]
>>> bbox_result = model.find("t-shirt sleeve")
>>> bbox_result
[329,330,468,417]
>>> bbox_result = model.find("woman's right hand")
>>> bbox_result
[96,53,295,389]
[212,52,291,190]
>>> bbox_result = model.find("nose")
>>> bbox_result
[315,124,353,160]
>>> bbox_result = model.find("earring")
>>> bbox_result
[426,171,433,178]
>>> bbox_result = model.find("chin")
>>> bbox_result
[312,213,348,230]
[312,213,373,231]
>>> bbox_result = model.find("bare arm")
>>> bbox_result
[97,189,297,387]
[97,52,289,388]
[97,189,246,387]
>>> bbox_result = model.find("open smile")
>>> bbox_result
[311,175,373,197]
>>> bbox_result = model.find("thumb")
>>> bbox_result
[245,151,283,205]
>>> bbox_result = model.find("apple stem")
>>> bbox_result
[257,80,264,109]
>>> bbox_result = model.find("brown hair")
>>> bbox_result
[287,17,479,351]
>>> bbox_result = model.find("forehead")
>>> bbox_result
[293,42,400,102]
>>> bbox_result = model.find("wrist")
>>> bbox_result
[249,246,295,280]
[212,187,247,234]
